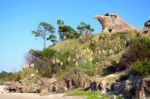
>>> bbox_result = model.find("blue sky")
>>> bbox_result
[0,0,150,72]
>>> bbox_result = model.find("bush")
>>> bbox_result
[29,48,57,77]
[124,37,150,76]
[38,66,52,77]
[20,67,40,83]
[132,59,150,76]
[29,47,56,59]
[129,37,150,61]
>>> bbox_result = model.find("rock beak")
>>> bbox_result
[94,15,103,21]
[93,15,99,20]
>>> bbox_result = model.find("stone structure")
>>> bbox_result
[94,13,135,33]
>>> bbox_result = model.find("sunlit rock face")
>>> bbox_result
[94,13,135,33]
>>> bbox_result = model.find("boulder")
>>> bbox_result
[110,75,141,99]
[123,80,135,99]
[7,82,23,93]
[38,78,53,95]
[55,79,68,93]
[112,81,124,94]
[135,77,150,99]
[94,13,135,33]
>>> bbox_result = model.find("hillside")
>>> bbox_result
[1,13,150,99]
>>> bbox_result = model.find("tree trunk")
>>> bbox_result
[43,37,46,49]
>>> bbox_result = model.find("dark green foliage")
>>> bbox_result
[57,19,80,40]
[29,48,75,77]
[29,48,57,77]
[39,22,55,33]
[127,37,150,76]
[60,25,79,39]
[131,37,150,49]
[132,59,150,76]
[47,34,57,45]
[128,37,150,62]
[30,48,56,59]
[77,22,94,35]
[38,66,52,77]
[32,22,57,48]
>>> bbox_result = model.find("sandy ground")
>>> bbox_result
[0,93,84,99]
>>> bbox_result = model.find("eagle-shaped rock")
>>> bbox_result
[94,13,135,33]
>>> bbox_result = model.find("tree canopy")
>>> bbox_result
[32,22,57,48]
[77,22,94,35]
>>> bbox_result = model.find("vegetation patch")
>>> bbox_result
[68,90,124,99]
[132,59,150,76]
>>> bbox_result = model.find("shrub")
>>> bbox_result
[28,48,57,77]
[38,66,52,77]
[20,67,40,83]
[132,59,150,76]
[29,47,56,59]
[123,37,150,76]
[129,37,150,61]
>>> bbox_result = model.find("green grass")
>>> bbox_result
[68,90,124,99]
[87,95,101,99]
[69,90,100,96]
[69,90,101,99]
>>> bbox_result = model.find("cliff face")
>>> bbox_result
[95,13,135,33]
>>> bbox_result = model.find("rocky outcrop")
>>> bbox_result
[7,77,58,94]
[111,75,141,99]
[135,77,150,99]
[7,82,23,93]
[94,13,135,33]
[97,75,150,99]
[6,74,90,95]
[138,19,150,36]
